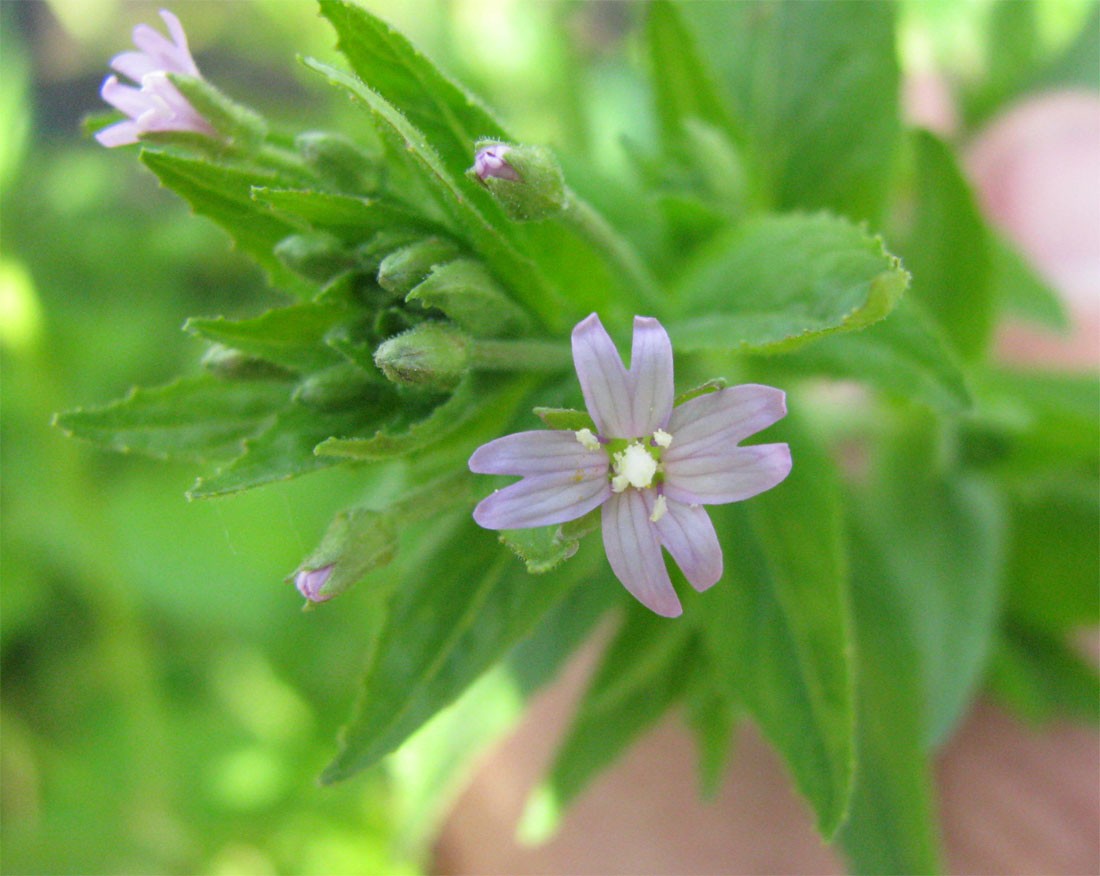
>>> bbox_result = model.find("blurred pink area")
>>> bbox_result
[435,89,1100,874]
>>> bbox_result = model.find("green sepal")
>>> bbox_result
[167,73,267,148]
[674,378,727,406]
[533,407,597,432]
[377,238,462,296]
[469,140,567,223]
[499,526,579,574]
[406,259,531,337]
[289,506,398,602]
[372,322,470,392]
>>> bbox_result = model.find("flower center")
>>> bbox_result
[610,440,661,492]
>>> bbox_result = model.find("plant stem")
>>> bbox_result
[471,338,573,372]
[562,188,665,310]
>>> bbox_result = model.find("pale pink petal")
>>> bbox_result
[110,50,159,81]
[469,430,608,477]
[159,9,200,76]
[473,470,610,530]
[572,313,634,438]
[602,490,682,617]
[643,493,723,592]
[666,384,787,459]
[100,75,148,117]
[94,119,141,147]
[663,442,792,505]
[628,316,674,435]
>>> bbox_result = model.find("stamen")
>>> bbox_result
[649,494,667,523]
[611,441,658,489]
[653,428,672,448]
[574,427,601,451]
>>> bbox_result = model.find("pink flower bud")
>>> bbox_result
[473,144,521,182]
[295,564,335,603]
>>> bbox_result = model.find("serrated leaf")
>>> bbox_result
[407,259,531,337]
[700,412,854,837]
[301,57,568,329]
[904,130,994,361]
[764,298,972,414]
[669,212,908,353]
[185,302,349,373]
[53,375,288,463]
[316,373,511,461]
[524,601,694,841]
[499,526,578,574]
[321,516,602,783]
[252,187,439,245]
[140,150,312,297]
[838,514,942,875]
[188,400,394,499]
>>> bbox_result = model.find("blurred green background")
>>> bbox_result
[1,2,1094,874]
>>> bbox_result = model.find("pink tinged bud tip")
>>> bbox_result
[95,9,214,147]
[295,565,335,603]
[468,313,792,617]
[474,145,520,182]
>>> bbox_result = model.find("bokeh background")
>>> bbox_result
[2,2,1097,874]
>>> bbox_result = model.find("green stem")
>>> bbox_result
[470,338,573,372]
[562,189,665,310]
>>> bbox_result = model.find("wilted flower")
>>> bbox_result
[469,314,791,617]
[295,565,335,603]
[95,9,214,147]
[473,144,520,182]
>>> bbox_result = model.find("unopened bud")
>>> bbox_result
[373,323,469,391]
[274,232,354,283]
[201,343,294,380]
[295,131,380,194]
[377,238,462,296]
[469,139,566,222]
[354,230,424,275]
[293,362,384,411]
[289,508,398,604]
[295,565,335,603]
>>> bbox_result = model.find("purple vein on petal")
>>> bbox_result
[662,443,792,505]
[601,490,682,617]
[666,385,787,458]
[643,492,723,592]
[628,316,675,436]
[469,430,608,477]
[571,313,634,438]
[473,469,611,530]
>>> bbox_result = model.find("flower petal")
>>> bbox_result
[131,22,182,72]
[110,50,159,82]
[94,119,141,147]
[628,316,674,435]
[159,9,200,76]
[601,490,682,617]
[666,384,787,458]
[473,470,610,530]
[571,313,634,438]
[469,430,608,477]
[643,493,723,592]
[100,74,149,117]
[663,443,792,505]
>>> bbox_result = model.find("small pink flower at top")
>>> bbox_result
[469,314,792,617]
[96,9,214,147]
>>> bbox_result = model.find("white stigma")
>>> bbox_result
[612,442,658,491]
[653,428,672,448]
[649,494,668,523]
[575,428,600,451]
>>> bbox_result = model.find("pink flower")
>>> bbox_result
[295,565,335,603]
[473,144,520,182]
[95,9,214,147]
[469,314,792,617]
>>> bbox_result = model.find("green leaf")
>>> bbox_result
[903,130,994,361]
[522,601,694,841]
[669,212,908,353]
[987,622,1100,724]
[252,187,438,245]
[684,671,738,798]
[990,232,1070,330]
[407,259,532,338]
[686,0,901,223]
[185,302,350,373]
[862,439,1007,748]
[498,525,578,574]
[321,516,601,783]
[644,1,738,149]
[140,150,312,297]
[1031,3,1099,92]
[700,413,855,837]
[533,407,596,432]
[764,299,972,414]
[301,58,567,329]
[187,401,392,499]
[674,378,727,407]
[53,375,287,463]
[838,515,942,875]
[317,0,507,182]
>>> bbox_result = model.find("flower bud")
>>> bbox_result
[274,232,355,283]
[377,238,462,296]
[201,344,294,380]
[469,140,566,222]
[290,508,399,604]
[293,362,385,411]
[373,323,470,391]
[295,131,381,194]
